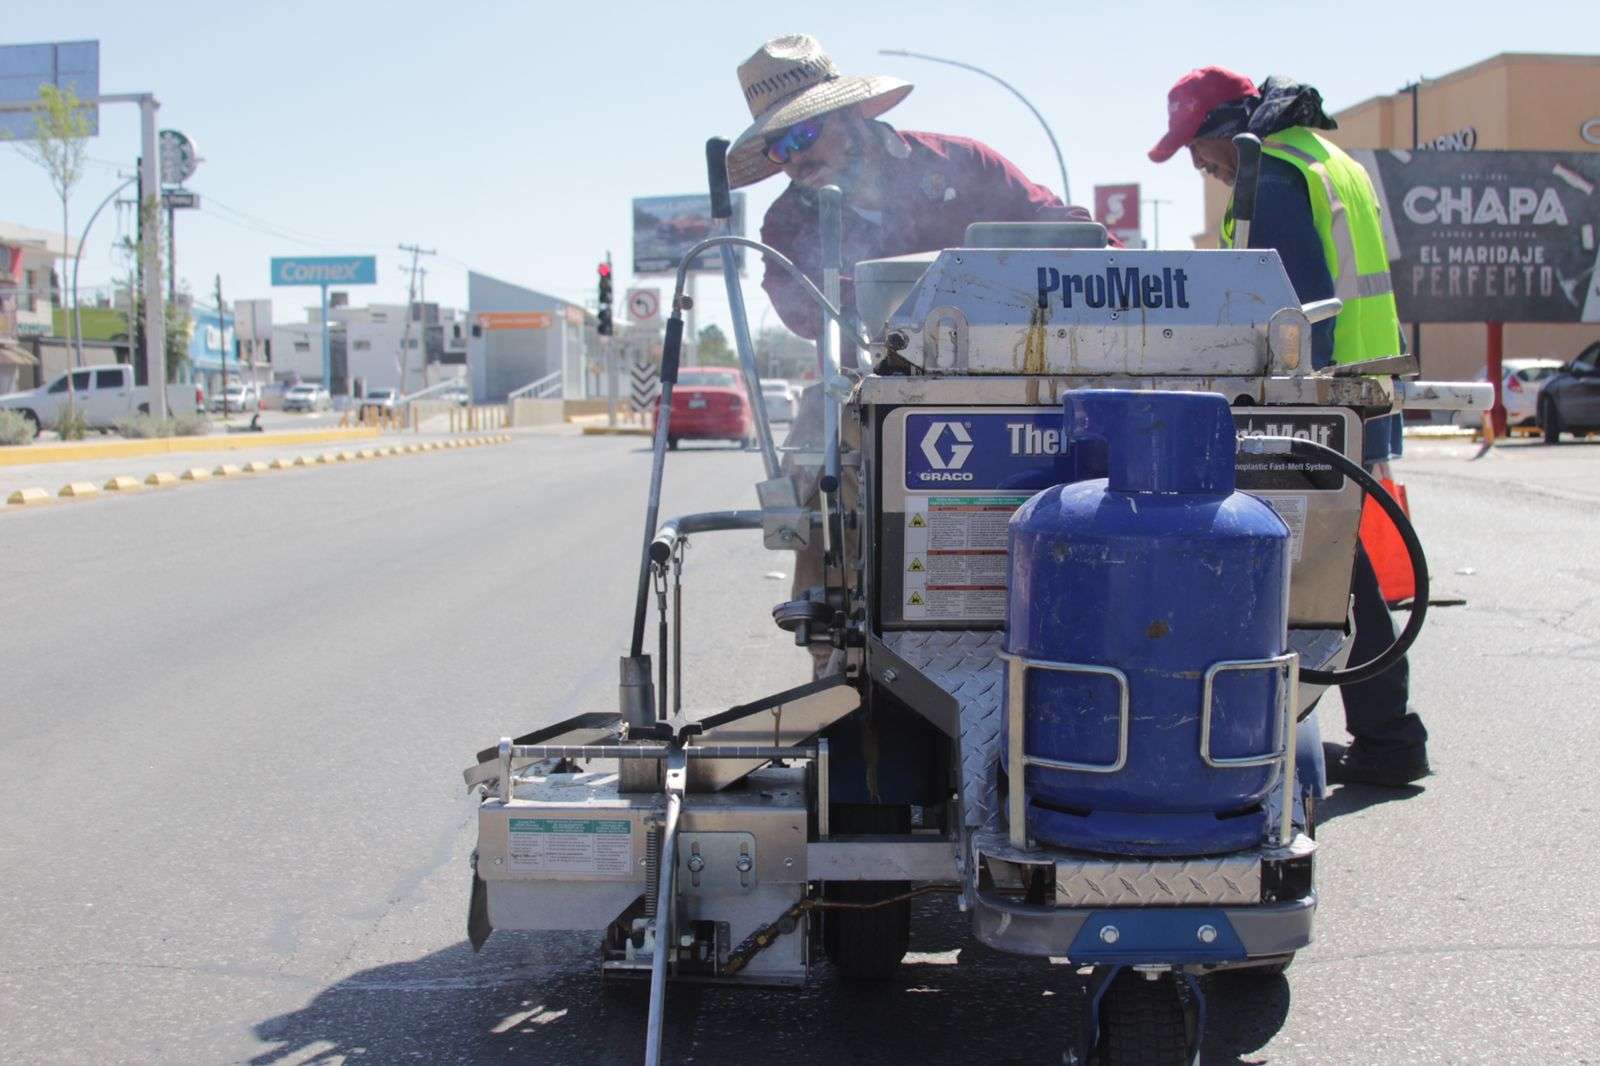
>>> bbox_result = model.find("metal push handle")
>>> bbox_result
[1198,652,1298,769]
[1231,132,1263,249]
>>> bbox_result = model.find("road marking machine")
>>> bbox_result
[461,136,1490,1064]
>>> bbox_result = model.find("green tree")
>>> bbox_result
[696,323,736,366]
[755,326,818,381]
[6,85,92,369]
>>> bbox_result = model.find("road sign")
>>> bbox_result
[478,311,553,331]
[630,353,660,413]
[159,129,199,186]
[626,288,660,323]
[632,194,745,274]
[0,40,99,138]
[270,256,377,287]
[162,189,200,210]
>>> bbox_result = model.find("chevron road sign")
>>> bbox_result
[630,353,659,413]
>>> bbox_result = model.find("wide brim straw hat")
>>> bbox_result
[727,34,912,189]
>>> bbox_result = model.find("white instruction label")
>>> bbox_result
[507,817,633,875]
[1261,495,1308,563]
[903,495,1029,621]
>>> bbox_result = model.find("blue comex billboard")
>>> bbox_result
[270,256,377,287]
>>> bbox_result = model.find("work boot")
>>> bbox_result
[1330,740,1430,788]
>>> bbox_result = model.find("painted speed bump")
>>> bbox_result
[103,476,142,492]
[59,481,101,499]
[293,456,313,467]
[318,452,339,464]
[145,472,178,487]
[181,467,212,482]
[7,487,50,506]
[337,451,356,462]
[242,461,271,474]
[270,457,295,469]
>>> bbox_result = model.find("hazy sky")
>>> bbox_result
[5,1,1597,336]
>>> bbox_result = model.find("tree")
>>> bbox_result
[7,85,92,372]
[696,323,736,366]
[755,326,818,381]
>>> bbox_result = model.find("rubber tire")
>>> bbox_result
[1542,396,1561,444]
[667,437,679,451]
[1095,971,1190,1066]
[20,409,39,436]
[822,880,911,980]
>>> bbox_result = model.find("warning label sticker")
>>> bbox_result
[507,818,633,876]
[903,495,1029,621]
[1260,495,1308,563]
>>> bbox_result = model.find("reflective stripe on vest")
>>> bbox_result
[1220,128,1402,363]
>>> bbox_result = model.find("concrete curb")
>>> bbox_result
[0,427,383,467]
[6,434,514,514]
[581,424,652,437]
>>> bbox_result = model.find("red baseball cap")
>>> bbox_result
[1148,67,1259,163]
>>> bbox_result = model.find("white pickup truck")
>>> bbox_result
[0,364,205,432]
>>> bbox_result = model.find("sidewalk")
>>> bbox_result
[572,413,652,437]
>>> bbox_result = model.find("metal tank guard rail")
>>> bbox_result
[1001,650,1300,850]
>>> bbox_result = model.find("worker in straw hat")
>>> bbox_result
[729,34,1092,353]
[729,35,1092,679]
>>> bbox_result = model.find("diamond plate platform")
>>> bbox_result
[882,630,1005,829]
[1054,855,1260,907]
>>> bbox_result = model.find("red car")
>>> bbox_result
[656,368,757,450]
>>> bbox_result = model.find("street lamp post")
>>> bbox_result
[72,174,137,371]
[1141,197,1171,249]
[879,49,1071,203]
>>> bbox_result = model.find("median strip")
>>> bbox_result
[7,487,50,506]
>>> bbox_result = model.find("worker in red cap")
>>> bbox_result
[1151,68,1428,789]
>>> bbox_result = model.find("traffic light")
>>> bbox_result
[597,260,614,336]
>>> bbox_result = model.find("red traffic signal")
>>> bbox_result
[597,262,612,277]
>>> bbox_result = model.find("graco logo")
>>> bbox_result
[919,421,974,481]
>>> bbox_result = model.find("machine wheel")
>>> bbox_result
[821,880,911,980]
[1094,971,1190,1066]
[1541,397,1561,444]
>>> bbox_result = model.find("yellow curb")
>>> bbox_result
[580,425,652,437]
[145,472,178,487]
[7,487,51,506]
[213,463,242,477]
[181,467,212,482]
[59,481,101,499]
[293,456,313,467]
[0,427,383,467]
[270,457,295,470]
[242,460,271,473]
[103,476,142,492]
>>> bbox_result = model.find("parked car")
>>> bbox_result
[0,364,203,432]
[282,384,331,412]
[208,382,260,413]
[1450,358,1563,428]
[1539,341,1600,443]
[359,387,398,416]
[761,379,797,422]
[655,368,756,449]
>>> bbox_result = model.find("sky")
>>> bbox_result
[4,0,1598,338]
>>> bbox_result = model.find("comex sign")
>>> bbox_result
[271,256,377,286]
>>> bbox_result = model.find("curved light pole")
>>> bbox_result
[71,174,136,370]
[879,49,1071,203]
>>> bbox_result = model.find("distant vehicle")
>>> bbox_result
[0,364,203,432]
[1539,341,1600,443]
[282,384,331,412]
[360,388,398,416]
[1452,359,1564,428]
[208,383,260,413]
[761,379,797,422]
[655,367,756,450]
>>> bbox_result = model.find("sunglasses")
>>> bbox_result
[764,118,824,165]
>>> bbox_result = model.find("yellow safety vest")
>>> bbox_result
[1221,127,1401,364]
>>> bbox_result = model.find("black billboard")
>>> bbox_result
[1361,150,1600,323]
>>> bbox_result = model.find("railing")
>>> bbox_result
[399,380,466,405]
[508,370,563,401]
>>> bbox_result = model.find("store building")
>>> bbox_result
[466,271,594,402]
[1193,52,1600,381]
[0,221,76,392]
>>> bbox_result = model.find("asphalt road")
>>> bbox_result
[2,430,1595,1064]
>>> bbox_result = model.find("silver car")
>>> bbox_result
[761,379,797,422]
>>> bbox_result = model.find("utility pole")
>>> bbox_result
[1142,197,1171,249]
[395,242,435,396]
[168,201,177,304]
[1403,79,1424,369]
[215,273,228,417]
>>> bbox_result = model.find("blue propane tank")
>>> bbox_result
[1004,390,1291,856]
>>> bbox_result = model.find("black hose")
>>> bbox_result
[1259,437,1429,689]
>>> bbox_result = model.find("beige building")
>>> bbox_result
[1194,53,1600,380]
